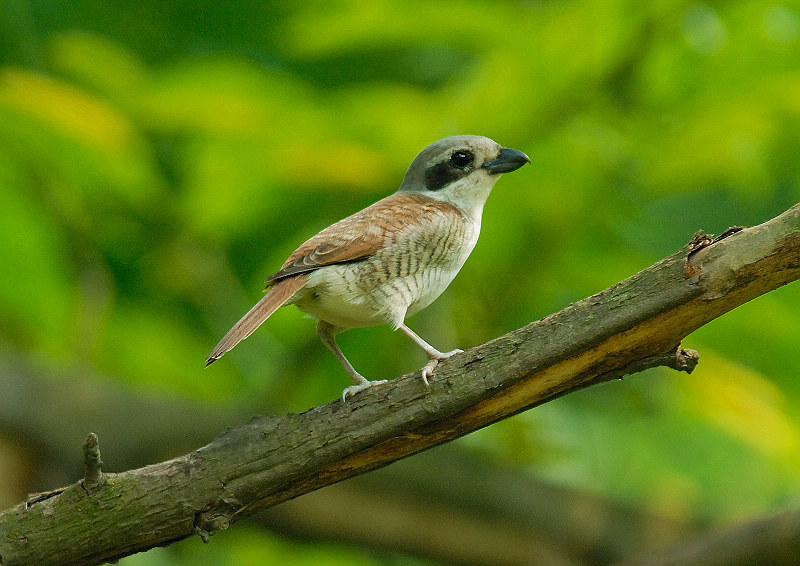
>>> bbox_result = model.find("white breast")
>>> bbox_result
[292,213,480,331]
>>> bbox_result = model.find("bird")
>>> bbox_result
[206,135,530,400]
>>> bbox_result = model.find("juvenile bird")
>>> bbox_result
[206,135,530,399]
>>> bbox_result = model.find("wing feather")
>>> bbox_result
[265,192,461,282]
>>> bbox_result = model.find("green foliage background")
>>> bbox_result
[1,0,799,564]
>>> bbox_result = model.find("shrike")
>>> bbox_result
[207,135,530,399]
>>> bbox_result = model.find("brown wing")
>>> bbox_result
[265,192,459,283]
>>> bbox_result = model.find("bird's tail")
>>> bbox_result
[206,275,308,366]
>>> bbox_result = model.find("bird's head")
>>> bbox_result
[398,135,530,217]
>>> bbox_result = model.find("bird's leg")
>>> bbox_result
[317,321,388,401]
[397,323,463,386]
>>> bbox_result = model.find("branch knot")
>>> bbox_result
[81,433,105,494]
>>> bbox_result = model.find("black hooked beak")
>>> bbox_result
[482,147,530,174]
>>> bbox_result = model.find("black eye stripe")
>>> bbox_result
[425,161,459,191]
[424,149,475,190]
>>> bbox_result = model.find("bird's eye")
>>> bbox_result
[450,150,473,169]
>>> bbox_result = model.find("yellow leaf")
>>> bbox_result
[681,352,800,460]
[0,68,135,152]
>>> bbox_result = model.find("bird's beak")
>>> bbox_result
[482,147,531,174]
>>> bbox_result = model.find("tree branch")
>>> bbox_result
[618,508,800,566]
[0,365,692,566]
[1,203,798,566]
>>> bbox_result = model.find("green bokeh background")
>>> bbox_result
[1,0,799,564]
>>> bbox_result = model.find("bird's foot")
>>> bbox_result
[420,349,463,386]
[341,378,389,402]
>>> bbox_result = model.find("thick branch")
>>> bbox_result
[1,203,798,566]
[0,367,691,566]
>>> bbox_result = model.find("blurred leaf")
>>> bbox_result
[1,67,135,151]
[47,31,149,104]
[0,149,75,356]
[682,352,800,462]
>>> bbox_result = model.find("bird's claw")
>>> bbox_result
[341,379,388,402]
[420,349,463,386]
